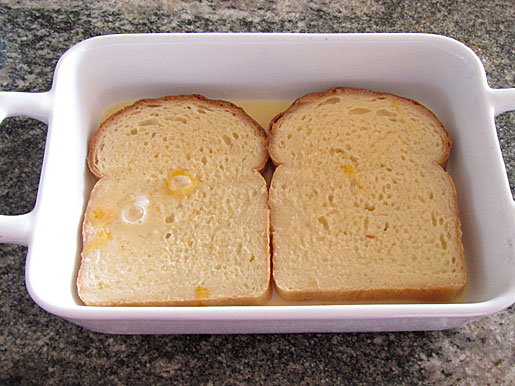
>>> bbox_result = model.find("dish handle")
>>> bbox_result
[0,91,52,246]
[488,87,515,116]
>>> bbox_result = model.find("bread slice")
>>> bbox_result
[269,87,466,302]
[77,95,271,306]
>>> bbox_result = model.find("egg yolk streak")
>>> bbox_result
[165,169,197,197]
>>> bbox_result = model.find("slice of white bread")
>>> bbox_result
[269,87,466,302]
[77,95,271,306]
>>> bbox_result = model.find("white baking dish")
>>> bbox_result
[0,33,514,334]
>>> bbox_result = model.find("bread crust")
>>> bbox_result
[269,87,466,303]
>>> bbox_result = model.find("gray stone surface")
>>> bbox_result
[0,1,513,384]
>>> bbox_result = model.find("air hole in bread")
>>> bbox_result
[348,107,371,115]
[318,97,341,106]
[440,234,447,250]
[222,135,231,146]
[174,116,187,124]
[376,109,397,117]
[364,202,375,211]
[317,216,329,231]
[138,119,158,126]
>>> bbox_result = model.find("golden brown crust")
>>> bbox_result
[80,286,273,307]
[273,283,464,303]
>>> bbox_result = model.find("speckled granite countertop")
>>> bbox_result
[0,1,514,385]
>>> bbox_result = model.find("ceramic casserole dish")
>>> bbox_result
[0,33,514,334]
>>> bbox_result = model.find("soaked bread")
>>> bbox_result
[269,87,466,302]
[77,95,270,306]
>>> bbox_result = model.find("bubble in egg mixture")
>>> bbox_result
[171,175,192,190]
[165,169,197,196]
[121,195,149,224]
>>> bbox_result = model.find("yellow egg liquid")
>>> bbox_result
[97,99,466,306]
